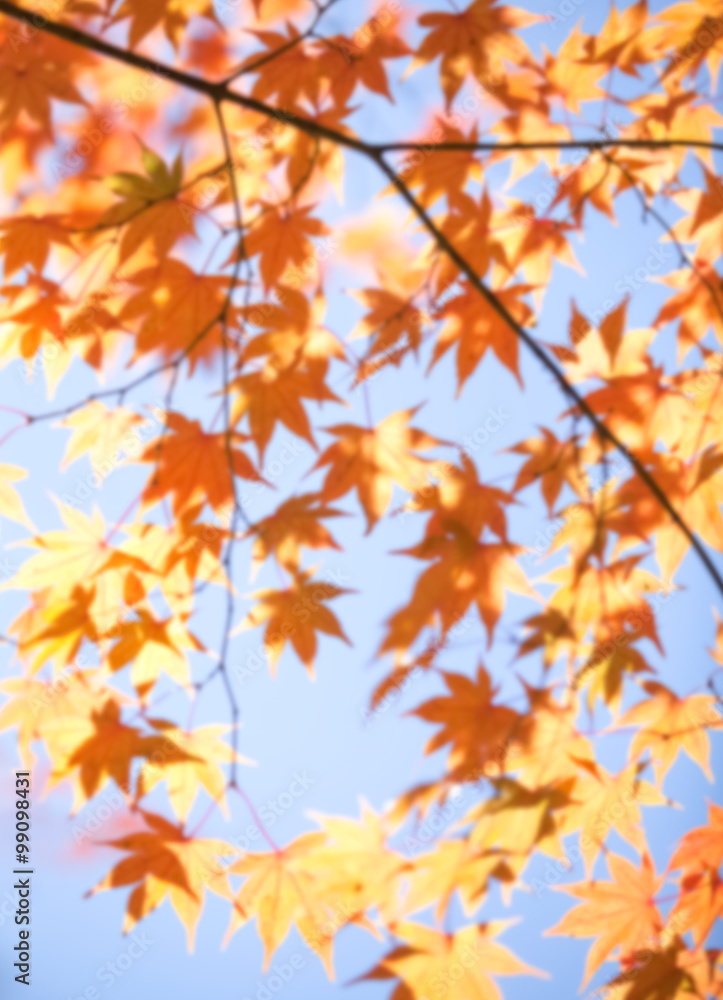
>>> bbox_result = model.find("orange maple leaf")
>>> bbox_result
[547,852,664,986]
[312,408,447,532]
[138,412,266,516]
[235,568,352,676]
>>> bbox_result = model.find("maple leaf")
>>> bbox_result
[546,487,621,576]
[0,37,85,136]
[0,463,33,530]
[138,721,252,820]
[301,804,410,931]
[319,20,411,104]
[235,569,352,676]
[90,810,236,950]
[0,214,74,277]
[106,608,204,699]
[119,514,229,614]
[242,203,330,291]
[97,147,195,263]
[495,206,581,288]
[228,363,341,462]
[669,801,723,875]
[10,583,102,674]
[598,939,721,1000]
[224,831,332,970]
[433,189,504,293]
[466,779,576,883]
[349,281,427,370]
[42,698,166,808]
[559,306,659,384]
[382,528,535,652]
[581,0,655,77]
[228,805,401,973]
[546,557,664,650]
[0,669,108,767]
[517,607,577,668]
[549,152,619,225]
[542,27,606,112]
[412,665,521,776]
[359,920,546,999]
[138,412,266,516]
[508,426,588,513]
[276,105,350,199]
[394,121,483,208]
[0,276,70,389]
[669,868,723,948]
[607,449,723,583]
[240,287,345,383]
[402,452,514,543]
[413,0,539,106]
[655,4,723,87]
[619,681,722,784]
[573,637,654,714]
[241,26,322,106]
[245,493,344,575]
[556,760,669,874]
[311,408,447,532]
[430,281,534,389]
[6,504,149,602]
[547,852,663,987]
[511,683,596,789]
[490,110,572,182]
[685,166,723,248]
[400,837,502,919]
[119,259,234,369]
[654,263,723,361]
[58,401,143,473]
[110,0,217,48]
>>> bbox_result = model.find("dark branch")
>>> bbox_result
[2,0,723,601]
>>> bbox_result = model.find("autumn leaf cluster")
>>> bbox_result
[1,0,723,996]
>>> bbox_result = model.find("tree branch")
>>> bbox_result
[372,152,723,600]
[3,0,723,600]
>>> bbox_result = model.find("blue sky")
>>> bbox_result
[0,0,722,998]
